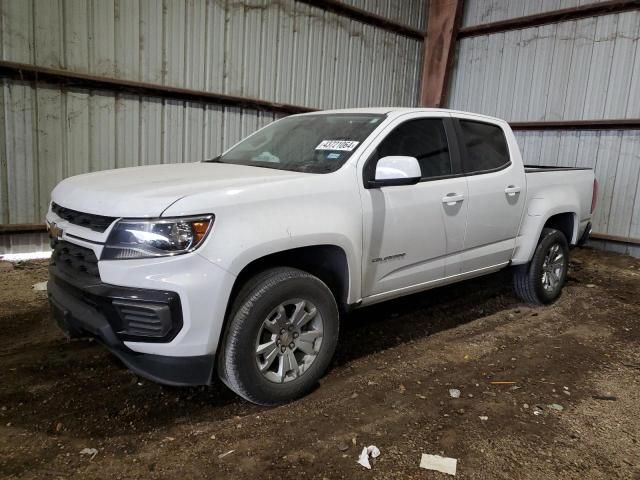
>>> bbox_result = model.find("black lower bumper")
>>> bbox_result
[48,267,214,387]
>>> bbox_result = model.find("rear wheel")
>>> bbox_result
[513,228,569,305]
[218,267,339,405]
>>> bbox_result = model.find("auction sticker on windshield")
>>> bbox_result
[315,140,359,151]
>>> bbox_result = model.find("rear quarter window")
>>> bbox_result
[459,120,510,174]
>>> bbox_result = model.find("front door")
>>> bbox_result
[359,114,469,299]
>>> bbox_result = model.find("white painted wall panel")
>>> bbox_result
[450,12,640,122]
[603,12,639,118]
[563,17,596,119]
[2,82,38,224]
[582,14,618,119]
[608,132,640,238]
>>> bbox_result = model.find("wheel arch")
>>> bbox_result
[543,212,577,245]
[228,244,351,311]
[215,244,351,363]
[512,205,579,265]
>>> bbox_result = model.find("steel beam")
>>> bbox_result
[590,233,640,246]
[420,0,464,107]
[0,61,315,115]
[0,224,47,234]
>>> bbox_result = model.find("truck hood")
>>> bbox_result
[51,162,306,217]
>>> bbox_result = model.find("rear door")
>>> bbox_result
[359,113,469,299]
[453,116,526,273]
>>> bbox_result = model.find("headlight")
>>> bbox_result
[102,215,214,260]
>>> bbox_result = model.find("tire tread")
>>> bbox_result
[219,267,338,405]
[513,228,569,305]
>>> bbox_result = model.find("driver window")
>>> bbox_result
[371,118,452,180]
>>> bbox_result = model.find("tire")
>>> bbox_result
[218,267,339,406]
[513,228,569,305]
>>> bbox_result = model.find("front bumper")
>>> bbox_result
[48,265,215,386]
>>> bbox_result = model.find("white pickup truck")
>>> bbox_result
[46,108,597,405]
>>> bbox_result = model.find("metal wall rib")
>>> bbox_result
[0,0,425,229]
[449,2,640,257]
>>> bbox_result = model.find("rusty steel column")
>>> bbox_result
[419,0,463,107]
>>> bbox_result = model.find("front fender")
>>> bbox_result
[167,172,365,304]
[216,234,361,304]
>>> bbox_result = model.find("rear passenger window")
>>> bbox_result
[459,120,510,173]
[372,119,452,179]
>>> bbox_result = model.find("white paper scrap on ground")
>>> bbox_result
[1,251,52,262]
[79,448,98,460]
[33,281,48,291]
[420,454,457,476]
[357,445,380,469]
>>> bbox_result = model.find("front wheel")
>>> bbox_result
[513,228,569,305]
[218,267,339,405]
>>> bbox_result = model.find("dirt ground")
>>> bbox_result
[0,247,638,479]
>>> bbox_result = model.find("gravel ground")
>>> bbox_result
[0,247,639,479]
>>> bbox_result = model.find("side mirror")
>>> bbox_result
[367,156,421,188]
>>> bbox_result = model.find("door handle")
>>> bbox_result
[442,193,465,205]
[505,185,521,196]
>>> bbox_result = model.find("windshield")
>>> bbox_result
[207,113,386,173]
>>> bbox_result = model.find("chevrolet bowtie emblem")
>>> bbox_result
[48,222,63,240]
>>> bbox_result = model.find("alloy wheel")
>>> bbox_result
[255,299,324,383]
[541,243,566,292]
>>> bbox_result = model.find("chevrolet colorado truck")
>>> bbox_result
[46,108,597,405]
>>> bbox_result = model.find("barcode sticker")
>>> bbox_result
[315,140,360,151]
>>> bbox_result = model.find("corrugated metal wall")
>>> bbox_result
[461,0,611,27]
[448,1,640,257]
[0,0,426,229]
[1,85,281,224]
[451,10,640,121]
[1,0,425,108]
[514,130,640,258]
[340,0,427,31]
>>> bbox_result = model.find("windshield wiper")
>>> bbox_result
[204,155,222,163]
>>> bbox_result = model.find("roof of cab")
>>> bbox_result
[296,107,506,125]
